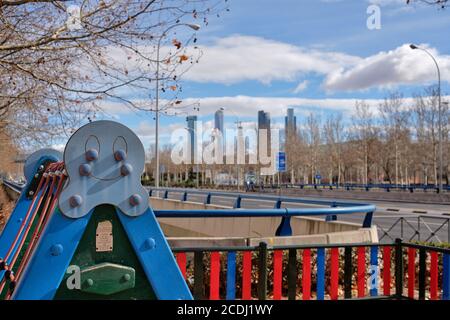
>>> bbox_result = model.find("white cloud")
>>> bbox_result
[181,95,383,118]
[183,35,360,85]
[292,80,309,94]
[184,37,450,92]
[102,36,450,96]
[135,121,183,140]
[97,94,450,125]
[324,44,450,91]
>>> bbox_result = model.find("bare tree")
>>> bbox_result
[323,113,344,185]
[351,101,379,185]
[302,112,321,184]
[378,92,410,185]
[407,0,449,9]
[0,0,227,148]
[412,87,440,185]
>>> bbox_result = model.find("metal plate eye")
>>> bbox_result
[85,135,100,161]
[113,136,127,160]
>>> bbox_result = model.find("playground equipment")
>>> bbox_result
[2,120,448,300]
[0,120,191,300]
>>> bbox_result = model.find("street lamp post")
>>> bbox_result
[410,44,443,192]
[154,23,200,189]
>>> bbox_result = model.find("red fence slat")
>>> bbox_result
[383,246,391,296]
[176,252,186,279]
[330,248,339,300]
[273,250,283,300]
[242,251,252,300]
[302,249,311,300]
[430,251,438,300]
[357,247,366,297]
[408,248,416,299]
[210,252,220,300]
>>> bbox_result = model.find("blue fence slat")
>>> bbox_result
[370,246,379,297]
[443,253,450,300]
[317,248,325,300]
[226,251,236,300]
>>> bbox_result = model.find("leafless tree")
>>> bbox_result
[407,0,449,9]
[378,92,411,184]
[0,0,227,148]
[351,101,379,185]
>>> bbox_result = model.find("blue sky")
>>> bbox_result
[91,0,450,151]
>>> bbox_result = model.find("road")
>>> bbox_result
[159,189,450,244]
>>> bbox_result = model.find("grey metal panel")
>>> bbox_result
[59,120,149,218]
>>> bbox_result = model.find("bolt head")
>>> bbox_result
[120,163,133,176]
[50,244,63,256]
[86,278,94,287]
[79,163,92,176]
[69,194,83,208]
[85,149,99,162]
[129,194,142,206]
[123,274,131,282]
[145,238,156,250]
[114,149,127,161]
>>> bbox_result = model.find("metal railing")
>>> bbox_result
[272,183,450,193]
[148,187,376,232]
[2,180,376,236]
[171,239,450,300]
[1,180,24,194]
[378,216,450,243]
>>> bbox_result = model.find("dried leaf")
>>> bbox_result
[172,39,182,49]
[179,54,189,63]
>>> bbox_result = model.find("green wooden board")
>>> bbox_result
[54,204,156,300]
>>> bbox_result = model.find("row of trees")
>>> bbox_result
[147,89,449,187]
[285,89,449,186]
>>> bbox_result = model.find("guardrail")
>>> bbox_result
[272,183,450,193]
[171,239,450,300]
[2,181,376,234]
[149,187,376,233]
[1,180,24,194]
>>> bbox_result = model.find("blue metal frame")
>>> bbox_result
[12,208,93,299]
[117,207,192,300]
[0,152,61,283]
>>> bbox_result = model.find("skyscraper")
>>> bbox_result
[214,109,224,133]
[186,115,197,163]
[258,110,271,130]
[257,110,271,156]
[284,108,297,138]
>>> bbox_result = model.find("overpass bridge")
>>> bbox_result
[0,120,449,300]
